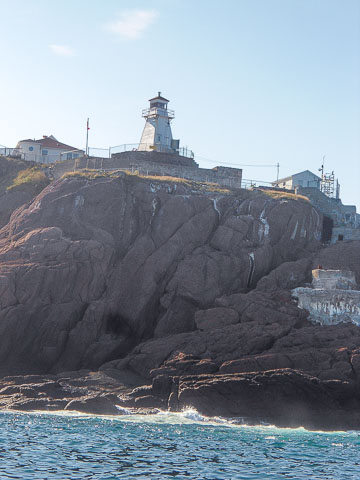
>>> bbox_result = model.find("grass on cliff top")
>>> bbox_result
[62,169,231,194]
[62,169,116,180]
[259,188,310,202]
[0,156,29,194]
[7,167,50,192]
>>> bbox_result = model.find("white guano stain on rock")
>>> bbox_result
[150,183,161,193]
[212,198,221,218]
[247,200,252,215]
[291,221,298,240]
[29,201,41,213]
[247,252,255,287]
[75,195,84,208]
[259,205,270,240]
[300,225,307,238]
[151,198,158,216]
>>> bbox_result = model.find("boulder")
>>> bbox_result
[64,395,120,415]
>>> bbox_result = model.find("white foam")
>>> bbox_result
[0,409,354,434]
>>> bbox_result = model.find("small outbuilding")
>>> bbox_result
[272,170,321,190]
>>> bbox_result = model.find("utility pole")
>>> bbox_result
[276,162,280,181]
[86,118,90,156]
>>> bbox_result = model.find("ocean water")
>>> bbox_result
[0,410,359,479]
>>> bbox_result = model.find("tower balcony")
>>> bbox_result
[142,107,175,119]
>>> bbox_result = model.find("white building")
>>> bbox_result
[14,135,83,164]
[272,170,321,190]
[138,93,180,153]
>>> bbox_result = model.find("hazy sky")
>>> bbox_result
[1,0,359,208]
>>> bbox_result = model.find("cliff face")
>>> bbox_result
[0,174,321,375]
[1,173,360,429]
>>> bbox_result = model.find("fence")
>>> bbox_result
[142,107,175,119]
[241,178,274,189]
[107,143,195,159]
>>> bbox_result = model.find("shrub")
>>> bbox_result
[7,167,49,191]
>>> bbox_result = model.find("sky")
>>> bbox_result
[1,0,359,208]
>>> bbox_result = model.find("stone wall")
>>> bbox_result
[331,227,360,244]
[293,268,360,326]
[50,152,243,189]
[296,186,359,243]
[110,152,242,188]
[297,187,357,227]
[312,269,357,290]
[112,150,198,168]
[293,288,360,326]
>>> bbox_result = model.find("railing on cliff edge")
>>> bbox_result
[99,143,195,159]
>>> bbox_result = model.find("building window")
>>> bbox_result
[42,150,48,155]
[66,153,73,160]
[29,146,34,151]
[338,234,344,241]
[157,135,161,142]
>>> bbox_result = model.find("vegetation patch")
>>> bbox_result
[137,173,191,184]
[62,169,232,194]
[259,188,310,202]
[7,167,50,192]
[62,169,116,180]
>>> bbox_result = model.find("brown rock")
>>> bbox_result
[64,395,120,415]
[134,395,164,408]
[195,307,239,331]
[176,369,360,430]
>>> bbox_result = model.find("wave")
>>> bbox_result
[0,408,355,434]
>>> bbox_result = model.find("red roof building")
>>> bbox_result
[15,135,84,164]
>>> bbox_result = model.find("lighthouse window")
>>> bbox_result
[151,102,165,109]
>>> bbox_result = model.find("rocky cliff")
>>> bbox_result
[0,157,49,229]
[0,172,359,430]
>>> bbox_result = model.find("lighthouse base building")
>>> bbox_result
[110,92,242,188]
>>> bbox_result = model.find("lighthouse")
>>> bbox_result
[138,92,179,153]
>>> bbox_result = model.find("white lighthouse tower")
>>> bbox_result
[138,92,179,153]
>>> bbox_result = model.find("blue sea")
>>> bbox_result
[0,410,359,479]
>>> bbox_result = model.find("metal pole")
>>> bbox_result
[86,118,89,156]
[276,162,280,181]
[319,155,325,179]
